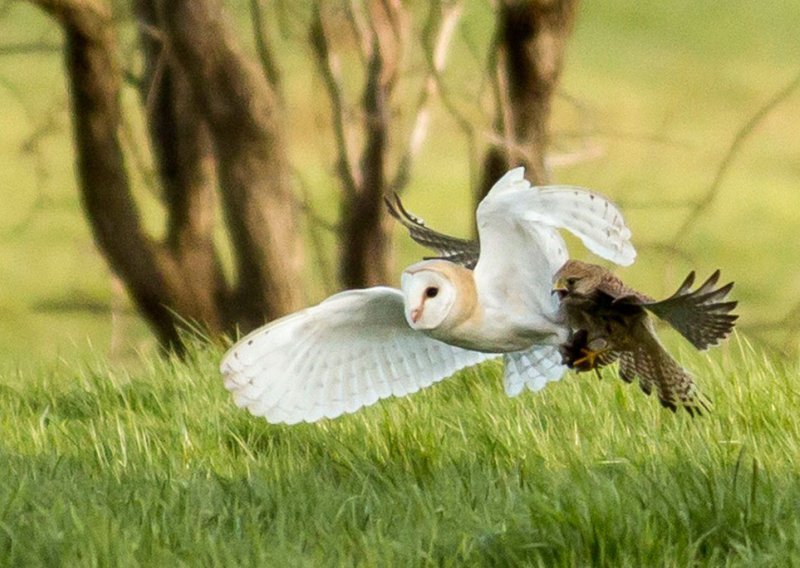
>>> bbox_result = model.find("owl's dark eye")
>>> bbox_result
[425,287,439,298]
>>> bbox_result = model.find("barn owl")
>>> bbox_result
[221,168,636,424]
[552,259,738,415]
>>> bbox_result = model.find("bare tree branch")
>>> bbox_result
[292,168,336,297]
[161,0,304,327]
[0,42,62,55]
[339,31,392,288]
[250,0,283,98]
[137,0,229,332]
[367,0,407,92]
[390,1,462,193]
[343,0,370,64]
[478,0,579,201]
[741,299,800,354]
[309,4,359,196]
[29,0,187,348]
[673,70,800,243]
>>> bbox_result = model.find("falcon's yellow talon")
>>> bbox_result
[572,346,611,370]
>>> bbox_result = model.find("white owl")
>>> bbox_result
[221,168,636,424]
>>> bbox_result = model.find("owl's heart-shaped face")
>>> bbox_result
[400,268,457,331]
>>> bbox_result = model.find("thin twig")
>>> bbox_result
[121,109,160,198]
[545,142,604,169]
[431,56,480,194]
[250,0,283,99]
[556,128,691,150]
[390,1,463,193]
[309,4,359,195]
[291,168,336,297]
[614,199,700,210]
[0,42,62,55]
[674,70,800,243]
[0,85,63,236]
[634,242,696,264]
[492,47,516,165]
[343,0,370,63]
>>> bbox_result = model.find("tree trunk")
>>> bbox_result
[31,0,190,349]
[135,0,227,334]
[161,0,303,329]
[478,0,579,199]
[339,45,393,289]
[31,0,304,349]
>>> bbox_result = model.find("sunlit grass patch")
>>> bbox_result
[1,336,798,565]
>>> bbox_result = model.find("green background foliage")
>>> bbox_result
[0,1,798,362]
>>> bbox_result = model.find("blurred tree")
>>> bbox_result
[478,0,578,199]
[24,0,578,351]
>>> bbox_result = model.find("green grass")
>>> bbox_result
[1,336,799,566]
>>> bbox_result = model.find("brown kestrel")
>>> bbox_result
[552,260,738,415]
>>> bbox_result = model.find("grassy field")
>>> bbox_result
[1,335,799,565]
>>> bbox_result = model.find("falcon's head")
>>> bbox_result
[552,259,606,300]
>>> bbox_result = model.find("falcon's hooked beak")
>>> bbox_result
[552,278,569,300]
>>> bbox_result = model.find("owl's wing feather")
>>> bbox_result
[474,168,636,323]
[386,193,480,269]
[476,168,636,266]
[503,344,566,396]
[221,287,496,424]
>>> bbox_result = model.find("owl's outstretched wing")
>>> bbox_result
[474,167,636,324]
[386,193,480,269]
[220,287,496,424]
[503,344,566,396]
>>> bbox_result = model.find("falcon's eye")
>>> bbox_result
[425,287,439,298]
[566,277,578,287]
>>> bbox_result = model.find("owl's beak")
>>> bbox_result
[410,307,422,323]
[552,278,568,299]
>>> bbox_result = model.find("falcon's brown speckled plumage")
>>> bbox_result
[552,259,738,415]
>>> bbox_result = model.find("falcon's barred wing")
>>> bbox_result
[221,288,496,424]
[613,270,738,351]
[386,193,480,269]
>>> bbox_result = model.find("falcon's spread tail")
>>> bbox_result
[640,270,738,350]
[617,341,711,417]
[562,324,711,416]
